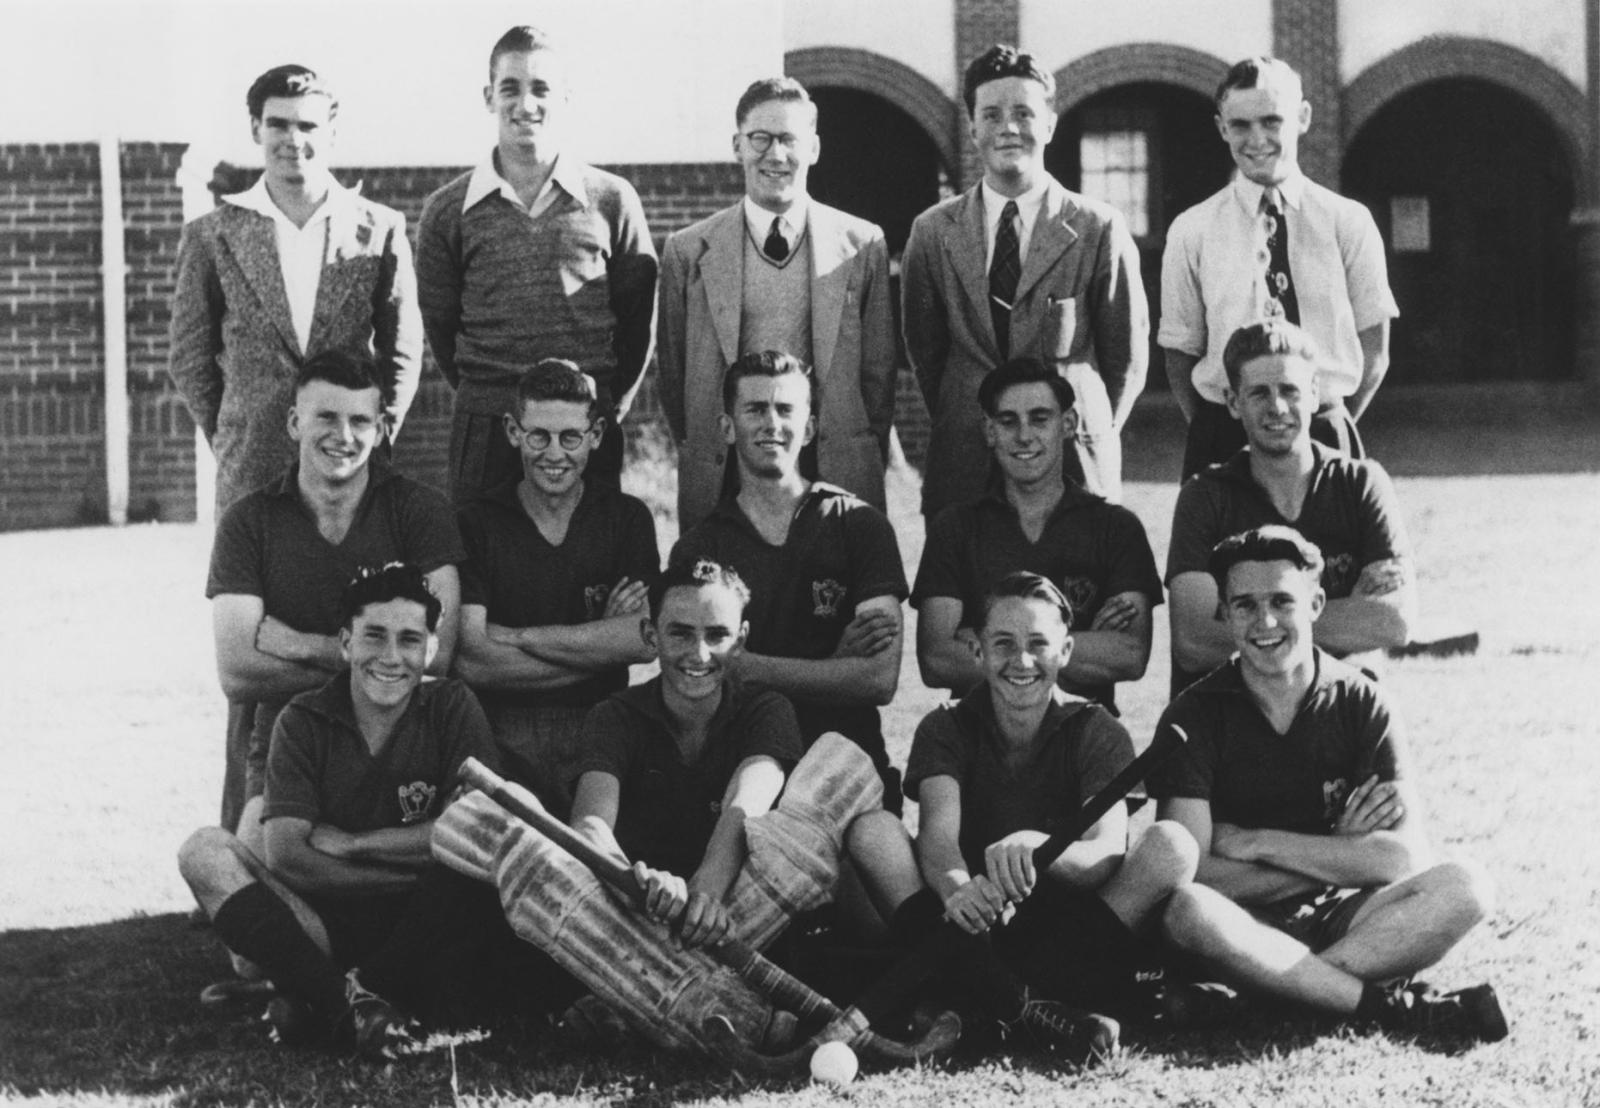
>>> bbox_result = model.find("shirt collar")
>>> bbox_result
[955,682,1088,749]
[616,675,747,738]
[463,150,588,213]
[743,195,809,243]
[1230,169,1307,215]
[979,479,1103,517]
[981,178,1048,231]
[297,670,430,736]
[225,174,348,227]
[264,453,398,501]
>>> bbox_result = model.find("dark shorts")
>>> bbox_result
[305,891,412,968]
[1252,886,1376,952]
[993,883,1167,1017]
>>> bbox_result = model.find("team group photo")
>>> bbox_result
[4,2,1599,1105]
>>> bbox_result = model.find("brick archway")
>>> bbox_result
[784,46,961,176]
[1052,44,1230,116]
[1344,37,1595,204]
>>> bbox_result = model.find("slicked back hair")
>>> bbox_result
[512,358,607,422]
[735,77,817,127]
[1214,56,1303,111]
[340,562,442,631]
[1207,525,1325,595]
[1221,319,1323,390]
[294,349,394,411]
[721,349,816,414]
[651,557,752,623]
[977,356,1076,417]
[962,44,1055,117]
[247,64,337,121]
[489,25,559,80]
[977,570,1074,634]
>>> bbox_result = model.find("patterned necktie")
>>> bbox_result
[989,200,1021,359]
[764,217,789,262]
[1260,190,1300,325]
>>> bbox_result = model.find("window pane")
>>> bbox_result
[1079,128,1150,237]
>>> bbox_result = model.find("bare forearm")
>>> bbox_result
[1173,615,1235,675]
[267,841,419,895]
[689,810,749,906]
[218,654,329,702]
[259,628,343,670]
[506,617,652,669]
[737,651,896,706]
[1315,596,1411,654]
[335,825,436,868]
[1245,829,1420,887]
[1195,853,1325,904]
[918,637,982,694]
[1063,629,1149,685]
[1162,349,1202,422]
[456,633,589,691]
[1043,838,1124,890]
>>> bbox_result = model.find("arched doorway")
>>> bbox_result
[807,87,946,257]
[1047,83,1234,384]
[1343,79,1576,382]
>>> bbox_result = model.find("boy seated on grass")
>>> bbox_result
[849,571,1200,1063]
[179,564,519,1058]
[1152,526,1506,1041]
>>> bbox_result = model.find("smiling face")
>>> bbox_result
[1215,73,1310,187]
[505,397,596,500]
[733,98,820,215]
[486,47,566,156]
[1226,352,1318,459]
[644,583,748,709]
[340,597,435,712]
[977,595,1073,714]
[1222,558,1323,680]
[252,94,336,193]
[971,75,1056,192]
[288,379,383,485]
[984,380,1077,489]
[721,372,815,482]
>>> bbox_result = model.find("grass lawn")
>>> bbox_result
[3,420,1599,1106]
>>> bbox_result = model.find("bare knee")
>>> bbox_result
[177,826,254,912]
[846,810,912,866]
[1129,819,1200,891]
[1420,858,1495,931]
[1162,883,1233,954]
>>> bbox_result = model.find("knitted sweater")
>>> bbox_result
[415,161,658,415]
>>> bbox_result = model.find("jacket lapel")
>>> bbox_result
[219,210,300,357]
[1014,182,1079,306]
[943,189,994,351]
[697,206,745,368]
[808,204,849,382]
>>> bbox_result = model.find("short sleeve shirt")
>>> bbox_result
[1146,650,1404,835]
[456,479,660,709]
[208,460,464,629]
[670,483,908,748]
[570,677,803,877]
[905,687,1135,874]
[1166,444,1411,599]
[913,486,1163,707]
[262,677,499,832]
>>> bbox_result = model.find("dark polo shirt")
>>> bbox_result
[457,479,660,710]
[670,483,908,785]
[1166,443,1411,691]
[262,676,498,832]
[905,686,1134,874]
[1146,649,1404,836]
[571,677,802,877]
[913,484,1163,708]
[207,459,466,744]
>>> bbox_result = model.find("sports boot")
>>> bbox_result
[1366,981,1509,1042]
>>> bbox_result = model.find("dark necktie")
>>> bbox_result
[989,200,1021,359]
[1262,191,1300,325]
[764,217,789,262]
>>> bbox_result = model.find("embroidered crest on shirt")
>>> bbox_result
[812,578,846,619]
[398,780,437,824]
[1322,553,1357,596]
[1059,576,1099,628]
[584,583,611,620]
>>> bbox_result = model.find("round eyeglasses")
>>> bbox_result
[513,421,596,451]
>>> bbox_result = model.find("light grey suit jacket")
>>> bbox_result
[901,179,1148,514]
[168,194,421,513]
[657,201,897,530]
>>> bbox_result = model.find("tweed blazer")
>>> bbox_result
[168,193,422,513]
[657,201,897,530]
[901,179,1148,514]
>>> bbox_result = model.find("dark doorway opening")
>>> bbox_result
[1344,79,1575,382]
[808,88,946,258]
[1049,83,1234,387]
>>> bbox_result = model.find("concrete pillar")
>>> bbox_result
[1271,0,1341,187]
[952,0,1021,190]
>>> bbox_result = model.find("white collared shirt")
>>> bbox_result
[225,176,348,355]
[462,150,588,219]
[980,178,1048,272]
[742,195,808,251]
[1158,169,1399,404]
